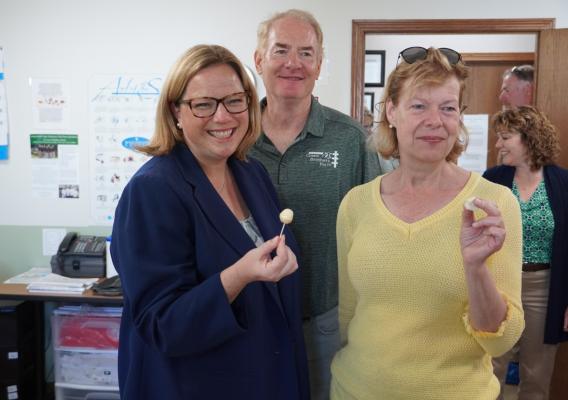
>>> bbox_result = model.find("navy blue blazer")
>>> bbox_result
[483,164,568,344]
[111,143,310,399]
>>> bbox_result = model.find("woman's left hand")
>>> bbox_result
[460,197,506,270]
[564,307,568,332]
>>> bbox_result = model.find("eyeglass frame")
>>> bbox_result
[176,91,250,118]
[397,46,462,66]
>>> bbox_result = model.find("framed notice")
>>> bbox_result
[364,92,374,112]
[364,50,385,88]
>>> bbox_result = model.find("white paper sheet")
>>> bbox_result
[459,114,489,174]
[30,77,71,131]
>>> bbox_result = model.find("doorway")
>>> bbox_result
[350,19,568,170]
[350,19,554,121]
[461,52,534,167]
[359,31,538,169]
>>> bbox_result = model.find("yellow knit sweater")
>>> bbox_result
[331,172,523,400]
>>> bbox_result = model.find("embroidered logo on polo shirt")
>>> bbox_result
[306,151,339,168]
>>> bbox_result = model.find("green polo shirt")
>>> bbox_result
[249,97,382,317]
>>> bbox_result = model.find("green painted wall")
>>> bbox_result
[0,225,111,282]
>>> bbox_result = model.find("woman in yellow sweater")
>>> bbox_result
[330,47,524,400]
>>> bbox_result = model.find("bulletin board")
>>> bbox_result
[0,0,264,227]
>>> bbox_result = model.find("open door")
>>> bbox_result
[462,53,534,168]
[536,28,568,169]
[536,28,568,400]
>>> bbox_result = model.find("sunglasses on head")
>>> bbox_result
[398,47,462,65]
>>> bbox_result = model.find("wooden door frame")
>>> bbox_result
[351,19,555,122]
[461,52,534,63]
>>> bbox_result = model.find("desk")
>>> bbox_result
[0,283,122,304]
[0,283,122,400]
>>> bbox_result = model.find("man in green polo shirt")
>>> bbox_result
[250,9,393,400]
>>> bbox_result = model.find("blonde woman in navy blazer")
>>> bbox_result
[111,45,309,400]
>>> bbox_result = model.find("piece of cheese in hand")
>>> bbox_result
[464,197,478,211]
[279,208,294,225]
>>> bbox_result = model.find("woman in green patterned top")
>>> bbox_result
[484,105,568,400]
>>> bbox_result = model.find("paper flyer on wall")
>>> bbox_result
[30,77,71,131]
[0,47,9,160]
[89,74,162,225]
[459,114,489,174]
[30,134,80,199]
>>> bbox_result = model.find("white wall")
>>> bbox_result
[0,0,566,278]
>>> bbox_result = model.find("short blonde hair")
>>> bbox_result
[372,47,469,163]
[491,105,560,170]
[139,44,261,160]
[256,9,324,60]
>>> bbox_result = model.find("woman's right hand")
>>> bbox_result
[241,235,298,282]
[220,235,298,302]
[460,198,506,271]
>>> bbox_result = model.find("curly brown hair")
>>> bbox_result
[491,105,560,170]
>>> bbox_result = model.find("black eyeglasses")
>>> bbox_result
[510,65,534,82]
[398,47,462,65]
[177,91,249,118]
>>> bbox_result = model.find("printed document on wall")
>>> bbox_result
[30,134,80,198]
[31,78,71,130]
[459,114,489,174]
[89,74,163,225]
[0,47,9,160]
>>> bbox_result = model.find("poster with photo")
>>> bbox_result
[30,134,80,199]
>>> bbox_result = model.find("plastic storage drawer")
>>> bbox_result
[54,348,118,387]
[55,384,120,400]
[52,313,120,350]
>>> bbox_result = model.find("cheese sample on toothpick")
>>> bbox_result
[279,208,294,225]
[464,197,478,211]
[279,209,294,237]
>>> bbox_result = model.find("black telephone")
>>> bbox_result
[50,232,107,278]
